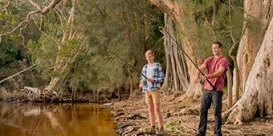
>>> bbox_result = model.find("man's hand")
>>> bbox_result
[139,82,143,89]
[204,75,210,79]
[205,74,214,79]
[139,79,155,89]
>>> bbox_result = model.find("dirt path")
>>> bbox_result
[111,92,273,136]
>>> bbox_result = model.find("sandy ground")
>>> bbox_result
[111,91,273,136]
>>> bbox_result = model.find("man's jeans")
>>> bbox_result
[197,89,223,136]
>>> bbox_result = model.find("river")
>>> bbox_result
[0,102,116,136]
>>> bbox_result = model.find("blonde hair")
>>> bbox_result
[145,49,154,56]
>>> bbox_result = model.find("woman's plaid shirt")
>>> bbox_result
[140,63,164,92]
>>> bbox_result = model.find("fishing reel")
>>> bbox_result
[199,76,205,84]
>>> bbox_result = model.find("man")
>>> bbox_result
[193,42,229,136]
[139,50,165,135]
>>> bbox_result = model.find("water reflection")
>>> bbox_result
[0,102,116,136]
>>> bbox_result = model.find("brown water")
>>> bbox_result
[0,102,116,136]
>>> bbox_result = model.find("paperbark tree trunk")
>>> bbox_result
[225,17,273,124]
[150,0,202,98]
[45,0,84,92]
[161,14,189,92]
[236,0,273,95]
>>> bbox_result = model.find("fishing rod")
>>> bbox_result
[106,49,148,80]
[162,28,215,89]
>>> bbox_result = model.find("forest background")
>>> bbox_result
[0,0,273,135]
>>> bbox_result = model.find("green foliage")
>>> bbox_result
[182,0,244,58]
[0,0,246,94]
[60,39,80,58]
[0,11,28,83]
[1,0,245,94]
[65,0,164,91]
[0,1,47,89]
[0,37,23,66]
[1,0,164,93]
[0,2,27,67]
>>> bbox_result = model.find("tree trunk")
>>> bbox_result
[169,27,179,92]
[45,0,81,92]
[150,0,202,98]
[226,68,233,108]
[226,0,240,104]
[161,40,170,90]
[236,0,273,94]
[161,14,189,92]
[228,42,240,104]
[225,17,273,124]
[180,36,203,99]
[232,68,240,103]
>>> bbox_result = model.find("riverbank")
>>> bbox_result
[0,86,123,103]
[111,91,273,136]
[2,88,273,136]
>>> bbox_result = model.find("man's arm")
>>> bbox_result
[205,66,226,79]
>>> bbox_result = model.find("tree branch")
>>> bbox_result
[1,0,11,11]
[0,10,40,42]
[0,0,62,43]
[29,0,42,11]
[0,64,37,84]
[42,0,62,14]
[149,0,183,23]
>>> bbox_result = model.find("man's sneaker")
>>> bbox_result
[156,127,164,135]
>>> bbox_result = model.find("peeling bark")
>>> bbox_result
[45,0,84,92]
[149,0,183,23]
[161,14,189,92]
[150,0,202,98]
[226,17,273,124]
[228,42,240,104]
[226,68,232,108]
[237,0,273,94]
